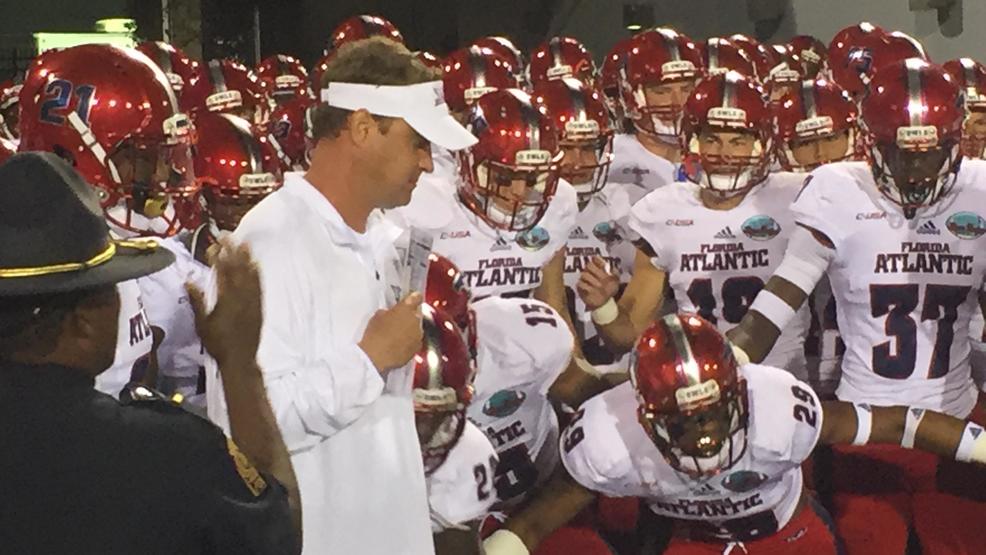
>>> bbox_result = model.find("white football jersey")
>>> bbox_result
[970,307,986,392]
[563,185,635,371]
[629,174,810,380]
[792,160,986,417]
[428,421,500,532]
[138,237,211,405]
[468,296,574,507]
[95,280,153,398]
[608,133,678,206]
[561,364,821,542]
[809,276,843,397]
[390,177,578,299]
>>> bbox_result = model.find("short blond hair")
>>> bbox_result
[311,37,440,140]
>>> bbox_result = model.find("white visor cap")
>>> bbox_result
[322,80,477,151]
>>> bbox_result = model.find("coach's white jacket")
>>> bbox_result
[207,172,434,554]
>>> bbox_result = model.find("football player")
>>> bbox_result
[577,71,811,381]
[255,54,311,107]
[388,88,577,327]
[435,45,519,182]
[532,78,634,375]
[135,41,200,102]
[423,253,615,552]
[943,57,986,394]
[485,313,986,555]
[597,36,635,131]
[411,301,498,553]
[943,57,986,160]
[328,14,404,51]
[268,94,317,172]
[772,78,861,395]
[18,44,207,402]
[0,79,22,142]
[182,58,272,130]
[189,112,283,262]
[607,28,705,206]
[527,37,595,90]
[787,35,827,80]
[728,59,986,553]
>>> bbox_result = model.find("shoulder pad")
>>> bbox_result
[742,364,822,464]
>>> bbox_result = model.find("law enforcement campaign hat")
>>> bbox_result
[0,151,175,296]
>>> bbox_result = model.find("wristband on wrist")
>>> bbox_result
[591,298,618,326]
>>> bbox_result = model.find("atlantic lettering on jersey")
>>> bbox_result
[679,243,771,273]
[462,257,542,289]
[873,242,974,275]
[652,493,765,518]
[564,245,622,274]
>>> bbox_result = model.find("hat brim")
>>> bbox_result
[407,112,478,151]
[0,243,176,296]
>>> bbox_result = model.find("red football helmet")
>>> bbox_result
[826,22,887,99]
[630,313,749,477]
[703,38,758,79]
[788,35,827,80]
[19,44,197,237]
[599,36,636,123]
[310,50,335,93]
[471,36,527,86]
[458,89,562,232]
[182,59,271,128]
[528,36,595,89]
[135,41,200,99]
[255,54,311,105]
[774,79,860,172]
[943,58,986,158]
[862,59,964,218]
[192,112,282,231]
[621,28,704,143]
[442,45,519,114]
[0,79,21,140]
[414,304,478,475]
[764,44,802,100]
[533,78,614,201]
[729,34,773,81]
[425,253,476,356]
[268,94,317,171]
[330,14,404,50]
[682,71,772,197]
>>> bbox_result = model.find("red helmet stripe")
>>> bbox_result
[800,79,818,119]
[664,314,702,386]
[208,59,228,93]
[905,58,926,127]
[467,46,490,89]
[708,39,721,71]
[722,71,738,109]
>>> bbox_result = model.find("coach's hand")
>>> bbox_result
[359,292,424,373]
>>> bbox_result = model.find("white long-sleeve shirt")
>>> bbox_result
[206,173,434,554]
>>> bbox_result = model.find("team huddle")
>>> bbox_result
[5,12,986,555]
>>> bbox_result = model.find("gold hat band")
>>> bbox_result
[0,239,159,279]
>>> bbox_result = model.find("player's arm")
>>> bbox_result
[819,401,986,465]
[534,248,583,357]
[483,467,597,555]
[434,522,482,555]
[578,248,667,354]
[726,224,834,363]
